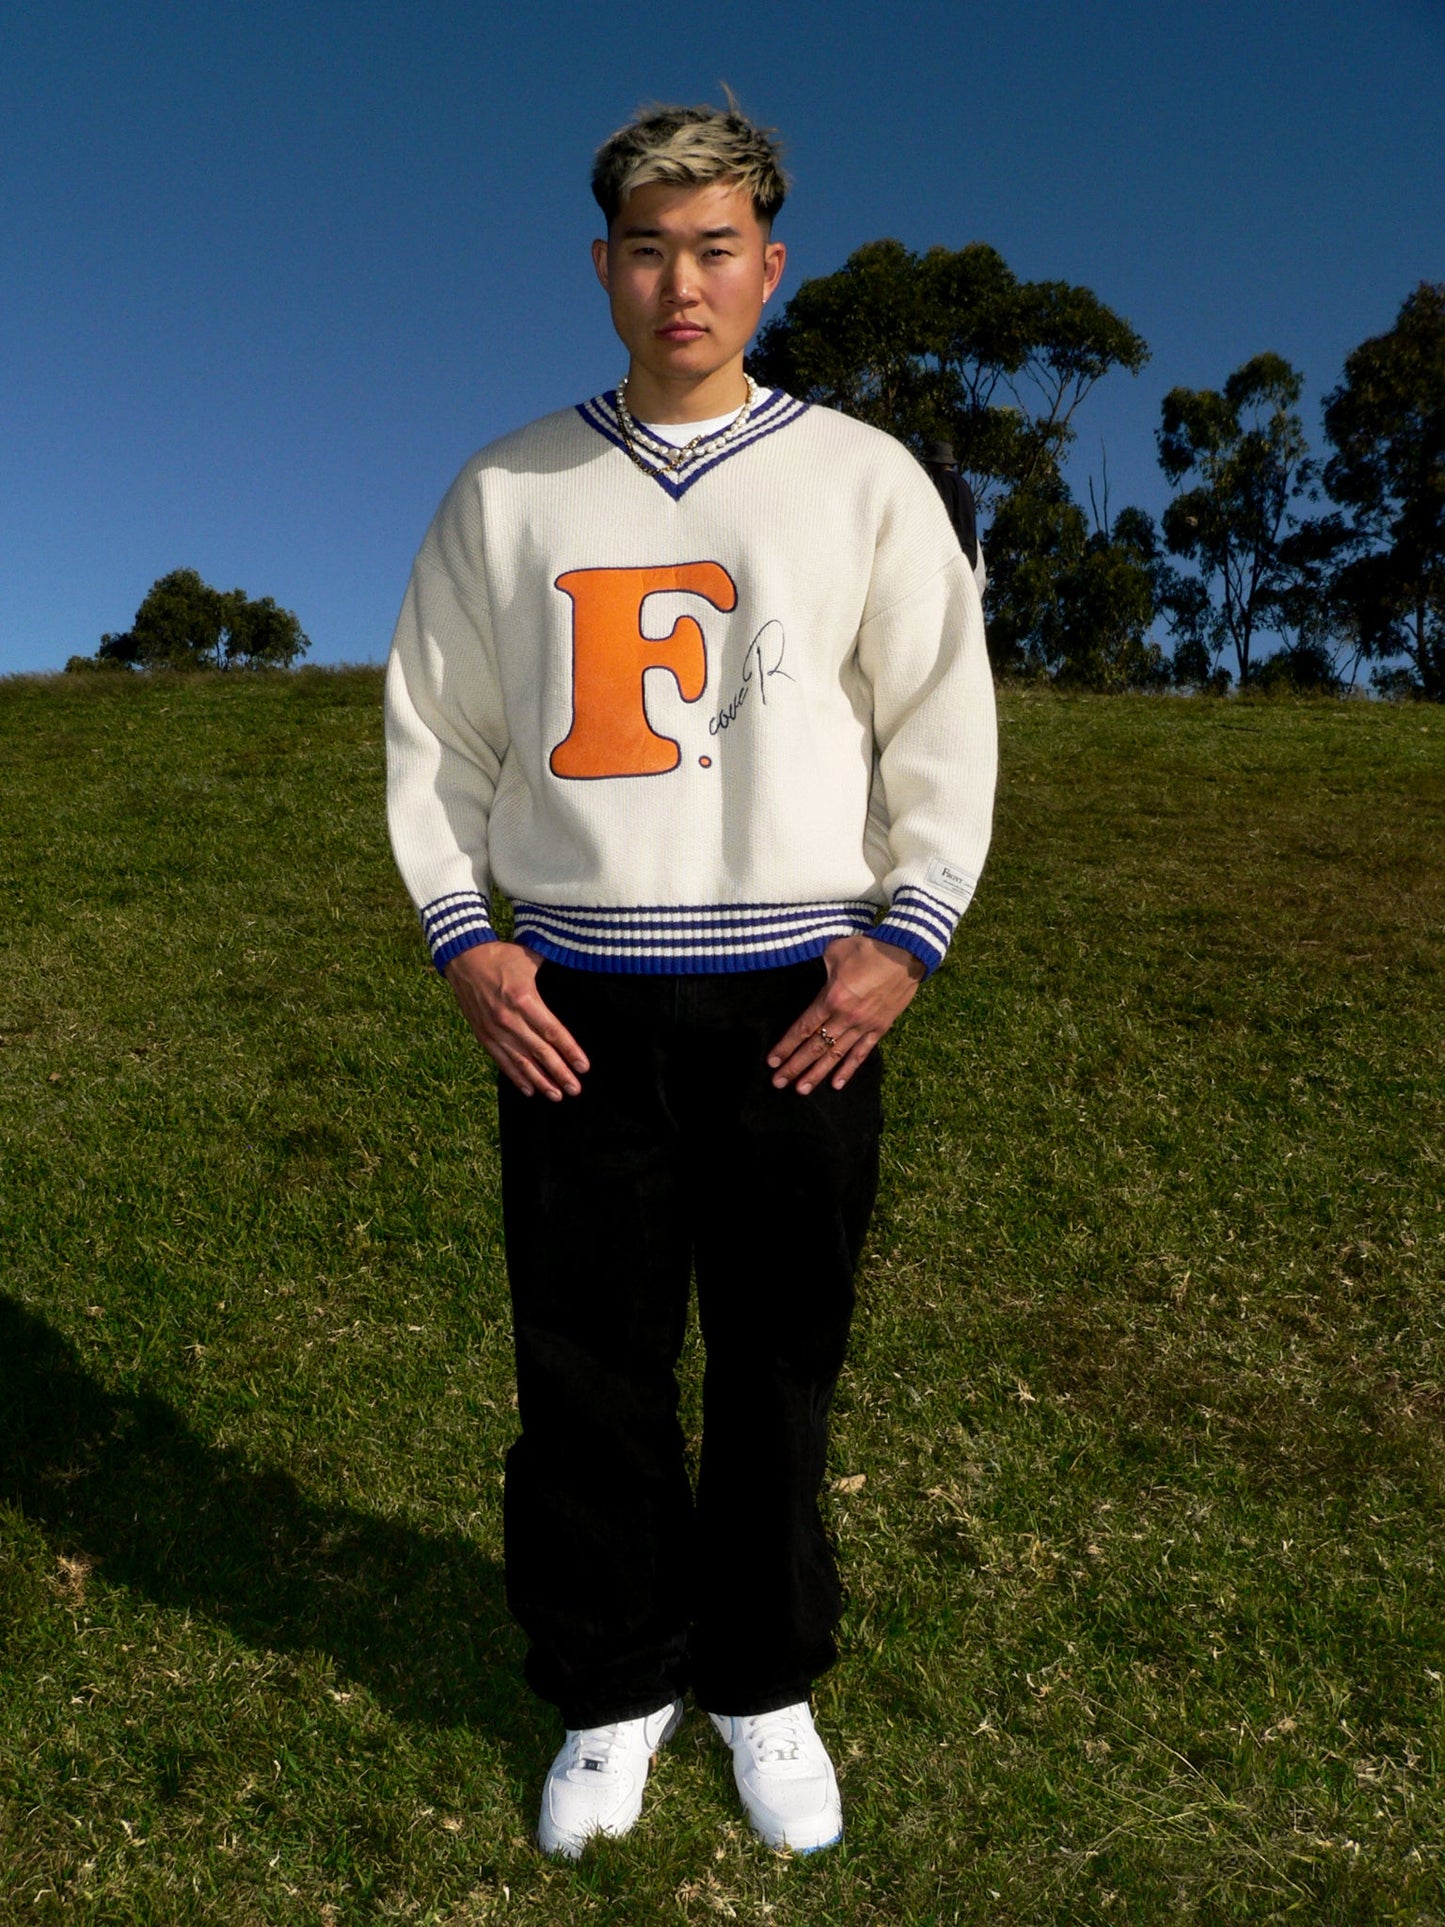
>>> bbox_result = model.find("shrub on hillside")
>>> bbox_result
[1244,640,1344,696]
[68,570,310,673]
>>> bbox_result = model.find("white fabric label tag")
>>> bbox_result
[925,858,976,903]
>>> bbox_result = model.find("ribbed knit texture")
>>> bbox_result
[385,393,997,976]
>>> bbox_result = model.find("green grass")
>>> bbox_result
[1,668,1443,1924]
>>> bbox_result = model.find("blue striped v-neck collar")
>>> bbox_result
[575,388,810,500]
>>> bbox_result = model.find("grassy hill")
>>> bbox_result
[2,669,1442,1925]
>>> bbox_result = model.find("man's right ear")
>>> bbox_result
[591,237,611,292]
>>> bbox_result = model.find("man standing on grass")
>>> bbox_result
[384,99,996,1858]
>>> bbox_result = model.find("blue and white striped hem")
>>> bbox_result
[869,885,964,976]
[422,891,498,971]
[511,899,879,976]
[419,889,965,977]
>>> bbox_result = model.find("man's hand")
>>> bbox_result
[444,942,589,1100]
[768,934,926,1095]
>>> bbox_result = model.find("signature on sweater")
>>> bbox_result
[707,622,792,737]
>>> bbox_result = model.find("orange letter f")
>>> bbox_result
[549,563,737,779]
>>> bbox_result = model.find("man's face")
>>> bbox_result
[591,179,785,403]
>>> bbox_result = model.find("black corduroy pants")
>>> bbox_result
[496,960,881,1730]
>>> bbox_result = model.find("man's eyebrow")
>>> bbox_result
[618,224,744,239]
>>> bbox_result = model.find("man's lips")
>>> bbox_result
[657,322,706,339]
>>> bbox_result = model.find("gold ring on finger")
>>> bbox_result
[817,1025,838,1051]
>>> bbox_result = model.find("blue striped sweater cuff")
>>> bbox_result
[872,884,963,976]
[510,899,877,975]
[421,892,498,972]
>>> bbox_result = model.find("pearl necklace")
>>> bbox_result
[614,375,759,477]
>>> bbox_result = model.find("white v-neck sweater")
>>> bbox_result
[384,390,997,976]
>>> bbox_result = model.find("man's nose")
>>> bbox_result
[661,256,699,304]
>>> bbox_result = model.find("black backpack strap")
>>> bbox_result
[929,467,979,570]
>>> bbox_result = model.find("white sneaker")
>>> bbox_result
[536,1699,684,1859]
[708,1702,843,1852]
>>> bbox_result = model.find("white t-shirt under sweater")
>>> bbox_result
[639,404,757,443]
[384,388,998,977]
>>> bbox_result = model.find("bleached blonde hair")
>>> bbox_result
[591,97,789,228]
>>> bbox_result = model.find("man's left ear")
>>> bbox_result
[762,239,786,304]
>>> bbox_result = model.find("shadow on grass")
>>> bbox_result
[0,1294,537,1752]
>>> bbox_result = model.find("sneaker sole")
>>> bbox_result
[753,1820,843,1854]
[791,1827,843,1854]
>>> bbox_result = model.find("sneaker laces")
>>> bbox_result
[568,1722,628,1773]
[741,1707,809,1766]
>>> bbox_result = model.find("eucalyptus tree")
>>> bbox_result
[750,238,1148,519]
[1156,354,1315,686]
[982,487,1166,688]
[1321,282,1445,701]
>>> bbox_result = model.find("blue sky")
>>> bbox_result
[2,0,1442,676]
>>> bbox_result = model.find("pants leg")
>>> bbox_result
[497,962,881,1729]
[498,969,695,1729]
[675,968,881,1714]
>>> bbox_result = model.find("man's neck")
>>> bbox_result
[621,362,750,424]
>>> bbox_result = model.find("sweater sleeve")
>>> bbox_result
[857,549,997,975]
[384,468,510,970]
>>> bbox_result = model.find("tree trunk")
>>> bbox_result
[1236,609,1253,684]
[1418,598,1444,702]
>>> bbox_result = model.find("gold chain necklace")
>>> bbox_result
[614,375,758,477]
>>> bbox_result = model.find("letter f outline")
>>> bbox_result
[550,563,737,779]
